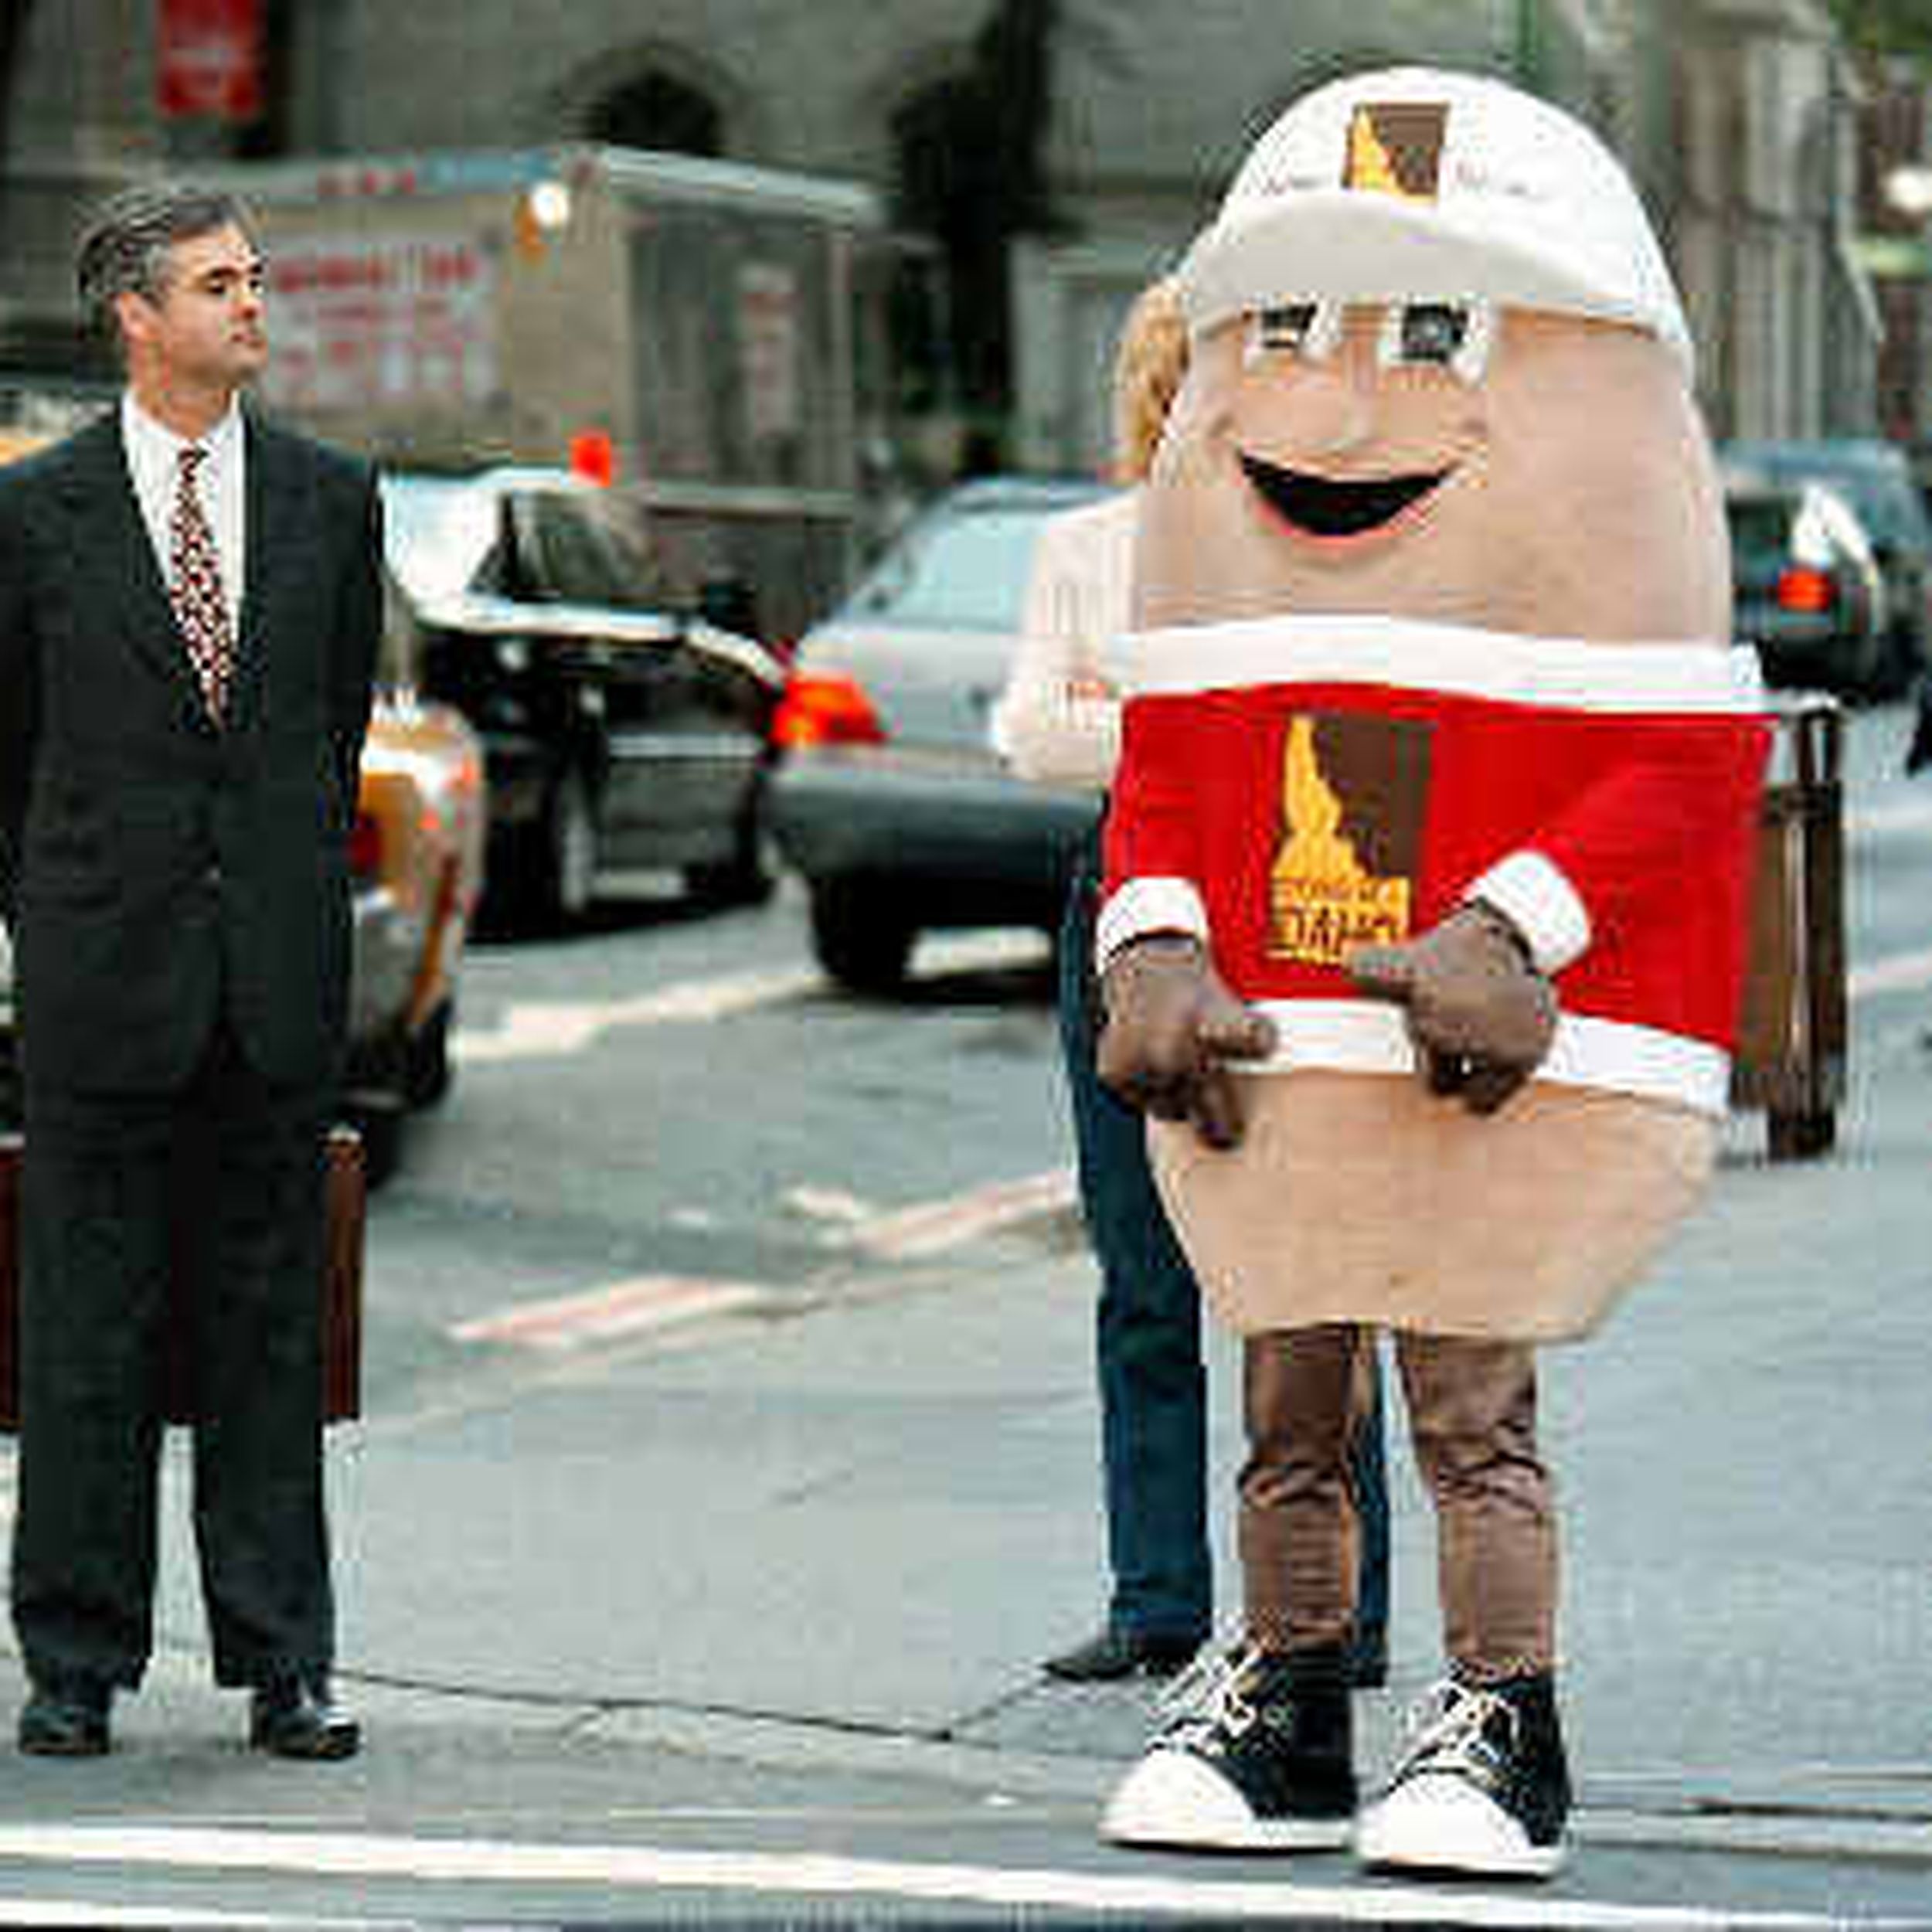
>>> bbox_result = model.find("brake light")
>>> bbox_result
[1776,565,1836,614]
[349,809,383,879]
[772,671,886,748]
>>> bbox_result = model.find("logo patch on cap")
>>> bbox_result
[1342,102,1447,201]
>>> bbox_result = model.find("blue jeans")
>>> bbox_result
[1060,852,1390,1655]
[1060,869,1213,1641]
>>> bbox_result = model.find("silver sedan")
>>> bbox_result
[769,476,1108,992]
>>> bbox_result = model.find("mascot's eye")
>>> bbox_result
[1379,301,1493,383]
[1393,304,1468,362]
[1247,301,1341,363]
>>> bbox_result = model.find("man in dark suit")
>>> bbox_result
[0,183,379,1758]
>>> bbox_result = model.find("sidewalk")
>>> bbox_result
[3,1081,1932,1920]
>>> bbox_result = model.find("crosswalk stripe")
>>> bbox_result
[0,1825,1855,1928]
[0,1900,397,1930]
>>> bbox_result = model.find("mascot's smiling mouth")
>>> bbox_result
[1240,451,1451,539]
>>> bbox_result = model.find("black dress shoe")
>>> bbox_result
[19,1680,112,1757]
[1043,1626,1203,1682]
[249,1678,360,1760]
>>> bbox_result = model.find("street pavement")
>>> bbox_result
[3,920,1932,1920]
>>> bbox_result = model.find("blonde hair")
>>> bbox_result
[1110,277,1189,484]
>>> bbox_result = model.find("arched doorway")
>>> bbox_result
[892,72,1026,464]
[588,70,723,157]
[890,5,1056,464]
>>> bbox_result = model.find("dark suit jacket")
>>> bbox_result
[0,406,381,1095]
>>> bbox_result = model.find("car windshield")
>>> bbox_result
[1726,443,1929,550]
[844,504,1059,629]
[380,473,677,611]
[379,474,498,606]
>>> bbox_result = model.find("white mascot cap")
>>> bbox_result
[1179,65,1693,373]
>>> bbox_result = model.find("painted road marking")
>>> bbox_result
[845,1167,1076,1260]
[454,964,821,1061]
[0,1825,1864,1929]
[446,1173,1077,1352]
[454,930,1049,1065]
[449,1276,774,1352]
[1849,945,1932,1000]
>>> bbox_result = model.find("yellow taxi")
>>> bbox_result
[344,690,487,1182]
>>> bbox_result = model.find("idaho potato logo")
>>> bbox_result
[1342,101,1448,202]
[1270,711,1431,965]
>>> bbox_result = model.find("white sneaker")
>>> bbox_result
[1100,1640,1355,1852]
[1355,1676,1570,1879]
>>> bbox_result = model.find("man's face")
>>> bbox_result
[117,222,268,394]
[1137,299,1730,644]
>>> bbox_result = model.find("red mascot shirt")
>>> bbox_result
[1100,615,1771,1118]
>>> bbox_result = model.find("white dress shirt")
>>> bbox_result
[121,391,247,637]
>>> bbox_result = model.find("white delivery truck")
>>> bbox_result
[217,143,910,643]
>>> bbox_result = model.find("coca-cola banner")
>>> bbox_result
[157,0,264,122]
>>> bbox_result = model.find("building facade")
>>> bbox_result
[0,0,1901,476]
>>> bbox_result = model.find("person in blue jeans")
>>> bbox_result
[1052,838,1214,1672]
[995,280,1389,1682]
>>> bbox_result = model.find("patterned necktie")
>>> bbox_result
[170,444,233,722]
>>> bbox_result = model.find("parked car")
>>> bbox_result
[343,692,488,1182]
[1721,438,1932,696]
[1721,463,1889,696]
[768,475,1110,992]
[381,467,787,929]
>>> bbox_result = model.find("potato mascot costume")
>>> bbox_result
[1094,68,1768,1879]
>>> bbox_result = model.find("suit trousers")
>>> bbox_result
[1060,844,1391,1649]
[1241,1323,1556,1680]
[10,1019,336,1692]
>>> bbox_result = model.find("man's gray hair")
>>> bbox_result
[75,182,255,338]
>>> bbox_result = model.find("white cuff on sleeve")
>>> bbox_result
[1094,876,1209,975]
[1466,850,1591,974]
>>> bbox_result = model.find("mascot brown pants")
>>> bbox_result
[1241,1325,1556,1681]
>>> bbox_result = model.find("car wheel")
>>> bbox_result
[1874,622,1924,702]
[810,880,916,995]
[403,1001,454,1109]
[540,765,600,927]
[1845,624,1889,703]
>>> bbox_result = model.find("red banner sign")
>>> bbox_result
[157,0,264,122]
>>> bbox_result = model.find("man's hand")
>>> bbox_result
[1097,936,1277,1149]
[1345,902,1557,1115]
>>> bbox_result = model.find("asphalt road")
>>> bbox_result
[1,696,1931,1926]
